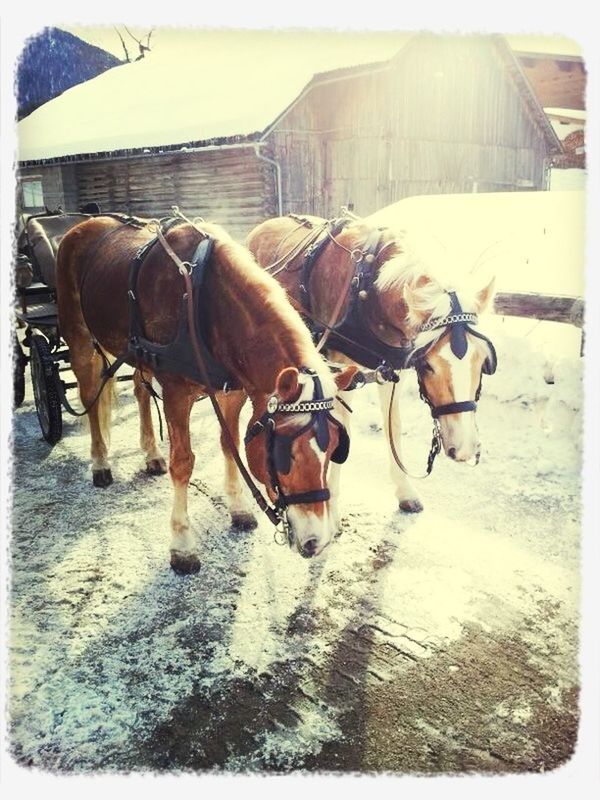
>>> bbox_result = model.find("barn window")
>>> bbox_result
[21,177,44,209]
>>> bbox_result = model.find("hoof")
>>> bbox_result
[92,468,113,488]
[231,512,258,531]
[146,458,167,476]
[170,551,201,575]
[399,498,424,513]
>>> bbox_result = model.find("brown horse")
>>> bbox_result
[247,214,496,517]
[56,216,356,573]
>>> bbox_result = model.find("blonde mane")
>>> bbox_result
[205,222,336,396]
[374,231,482,339]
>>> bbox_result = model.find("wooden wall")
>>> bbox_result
[19,147,275,243]
[267,35,552,218]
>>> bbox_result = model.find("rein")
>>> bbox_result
[151,220,347,540]
[149,222,281,529]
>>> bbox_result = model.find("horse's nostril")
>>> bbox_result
[301,538,318,558]
[448,447,457,460]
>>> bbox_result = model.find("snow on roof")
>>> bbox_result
[17,29,409,162]
[367,190,586,297]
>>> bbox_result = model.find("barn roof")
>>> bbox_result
[18,31,564,165]
[17,30,409,164]
[261,34,563,154]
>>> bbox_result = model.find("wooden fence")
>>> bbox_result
[493,291,585,354]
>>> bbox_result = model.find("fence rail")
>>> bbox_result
[493,292,584,328]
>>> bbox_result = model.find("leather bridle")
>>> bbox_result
[244,368,349,523]
[409,290,497,420]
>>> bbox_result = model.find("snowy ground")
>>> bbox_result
[9,319,582,774]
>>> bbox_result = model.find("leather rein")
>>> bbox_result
[150,219,348,541]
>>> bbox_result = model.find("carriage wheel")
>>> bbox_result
[30,332,62,444]
[13,333,27,408]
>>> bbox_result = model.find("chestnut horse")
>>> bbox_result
[56,216,356,573]
[247,214,496,517]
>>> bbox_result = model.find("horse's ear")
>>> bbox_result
[275,367,300,402]
[402,282,420,312]
[334,365,359,391]
[474,277,496,314]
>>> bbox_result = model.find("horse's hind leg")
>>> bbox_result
[218,389,257,531]
[133,368,167,475]
[70,342,115,487]
[161,377,200,574]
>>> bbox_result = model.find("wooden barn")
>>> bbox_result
[17,32,570,240]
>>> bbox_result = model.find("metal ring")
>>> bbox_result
[273,528,287,546]
[350,248,364,263]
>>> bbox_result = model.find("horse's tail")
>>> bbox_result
[95,357,117,448]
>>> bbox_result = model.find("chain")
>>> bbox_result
[419,312,478,333]
[276,398,335,413]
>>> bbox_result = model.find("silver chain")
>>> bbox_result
[277,398,335,413]
[419,312,478,333]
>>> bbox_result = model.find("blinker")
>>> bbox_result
[448,291,468,360]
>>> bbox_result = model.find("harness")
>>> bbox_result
[125,219,236,390]
[267,213,498,479]
[298,217,413,370]
[244,368,349,518]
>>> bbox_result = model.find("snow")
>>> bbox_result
[17,29,409,161]
[9,318,581,770]
[368,190,586,297]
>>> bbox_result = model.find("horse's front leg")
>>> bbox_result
[161,378,200,574]
[217,389,257,531]
[133,368,167,475]
[328,392,353,533]
[377,376,424,513]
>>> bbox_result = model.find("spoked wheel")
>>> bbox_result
[30,331,62,444]
[13,333,27,408]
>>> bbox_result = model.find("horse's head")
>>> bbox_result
[404,277,497,463]
[244,364,357,557]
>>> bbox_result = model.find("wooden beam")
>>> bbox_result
[493,292,584,327]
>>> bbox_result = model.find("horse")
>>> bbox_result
[56,216,357,574]
[247,214,496,517]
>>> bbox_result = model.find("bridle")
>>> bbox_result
[387,290,498,479]
[410,290,497,419]
[244,367,349,537]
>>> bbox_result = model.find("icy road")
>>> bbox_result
[9,320,581,774]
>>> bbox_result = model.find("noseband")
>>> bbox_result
[410,291,497,419]
[244,368,349,512]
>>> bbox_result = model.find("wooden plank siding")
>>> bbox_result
[19,147,275,243]
[72,148,275,241]
[266,36,552,218]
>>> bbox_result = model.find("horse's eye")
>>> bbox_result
[420,361,434,374]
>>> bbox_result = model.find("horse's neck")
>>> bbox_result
[210,246,320,395]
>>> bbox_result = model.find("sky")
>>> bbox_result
[63,26,582,60]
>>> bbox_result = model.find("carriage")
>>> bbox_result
[13,208,133,444]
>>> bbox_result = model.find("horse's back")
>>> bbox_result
[247,214,326,264]
[57,217,146,355]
